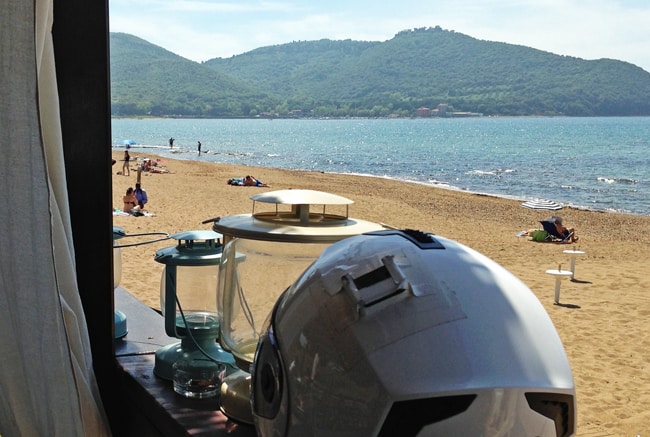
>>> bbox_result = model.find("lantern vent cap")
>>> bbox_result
[154,230,223,266]
[249,189,353,227]
[213,190,385,242]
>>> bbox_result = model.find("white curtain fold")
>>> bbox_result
[0,0,111,435]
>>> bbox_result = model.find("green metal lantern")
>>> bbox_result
[153,230,235,381]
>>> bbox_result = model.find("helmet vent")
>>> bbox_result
[344,255,411,316]
[378,394,477,437]
[525,392,575,437]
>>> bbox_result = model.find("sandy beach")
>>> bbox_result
[113,150,650,436]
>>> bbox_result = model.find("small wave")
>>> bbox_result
[426,178,452,188]
[597,176,638,184]
[467,168,516,176]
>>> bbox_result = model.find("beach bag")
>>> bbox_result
[531,229,548,242]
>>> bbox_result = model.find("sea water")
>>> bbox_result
[112,117,650,216]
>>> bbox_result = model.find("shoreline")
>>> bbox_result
[115,147,648,218]
[112,150,650,435]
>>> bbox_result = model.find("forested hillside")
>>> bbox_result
[110,33,279,116]
[111,27,650,117]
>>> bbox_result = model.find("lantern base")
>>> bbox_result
[154,337,236,381]
[220,369,254,425]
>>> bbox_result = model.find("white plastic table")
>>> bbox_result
[546,269,574,304]
[563,250,585,278]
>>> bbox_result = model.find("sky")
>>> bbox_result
[109,0,650,73]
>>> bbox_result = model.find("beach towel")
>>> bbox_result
[227,177,245,186]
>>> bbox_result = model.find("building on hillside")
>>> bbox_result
[416,104,448,117]
[416,103,482,118]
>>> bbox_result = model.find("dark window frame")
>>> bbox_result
[51,1,254,435]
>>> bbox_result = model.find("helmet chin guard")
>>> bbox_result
[252,229,576,437]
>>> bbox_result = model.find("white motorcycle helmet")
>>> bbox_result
[251,229,576,436]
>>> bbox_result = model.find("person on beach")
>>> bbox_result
[554,216,579,242]
[169,137,174,148]
[227,177,244,186]
[243,175,270,187]
[134,182,148,209]
[122,187,141,214]
[227,176,270,187]
[122,149,131,176]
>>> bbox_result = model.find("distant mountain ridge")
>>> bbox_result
[110,27,650,117]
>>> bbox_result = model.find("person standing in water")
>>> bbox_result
[169,137,174,148]
[197,141,202,156]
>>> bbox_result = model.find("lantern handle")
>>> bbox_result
[201,216,220,224]
[113,232,171,248]
[174,293,229,366]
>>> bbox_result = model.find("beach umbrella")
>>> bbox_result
[521,199,562,210]
[120,139,136,146]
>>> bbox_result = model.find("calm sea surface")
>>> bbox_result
[112,117,650,216]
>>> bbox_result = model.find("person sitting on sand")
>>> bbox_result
[554,216,579,242]
[134,182,148,209]
[141,158,152,172]
[122,187,141,214]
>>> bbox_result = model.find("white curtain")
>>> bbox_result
[0,0,111,435]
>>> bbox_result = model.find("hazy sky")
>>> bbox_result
[109,0,650,73]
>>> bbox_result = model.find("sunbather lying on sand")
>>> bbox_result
[227,175,270,187]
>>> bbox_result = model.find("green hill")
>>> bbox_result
[111,27,650,117]
[110,33,279,117]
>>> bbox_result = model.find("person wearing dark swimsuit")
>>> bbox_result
[122,187,140,213]
[122,150,131,176]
